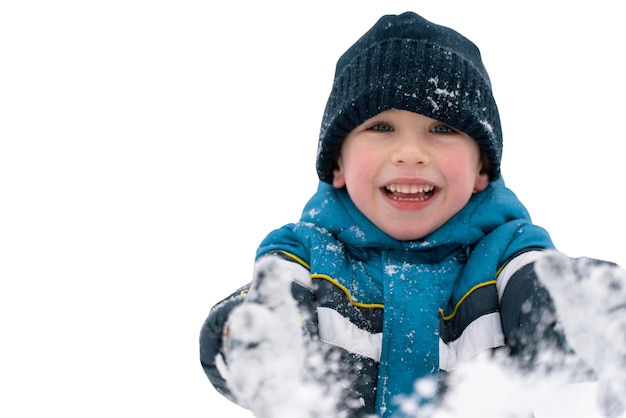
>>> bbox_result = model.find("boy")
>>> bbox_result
[200,11,626,417]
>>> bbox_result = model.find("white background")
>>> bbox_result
[1,1,625,417]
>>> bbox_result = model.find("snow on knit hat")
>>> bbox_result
[316,11,502,183]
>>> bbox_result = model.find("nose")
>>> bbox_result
[391,132,430,166]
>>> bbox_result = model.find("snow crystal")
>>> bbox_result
[479,119,494,133]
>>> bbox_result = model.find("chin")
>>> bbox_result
[387,229,430,241]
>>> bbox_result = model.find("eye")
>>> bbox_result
[430,124,457,134]
[366,122,394,132]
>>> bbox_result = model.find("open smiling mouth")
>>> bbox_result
[384,184,436,201]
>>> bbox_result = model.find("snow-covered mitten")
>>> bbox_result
[218,255,341,418]
[535,251,626,418]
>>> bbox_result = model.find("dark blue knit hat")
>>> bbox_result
[316,12,502,183]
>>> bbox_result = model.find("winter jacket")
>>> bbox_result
[200,178,556,417]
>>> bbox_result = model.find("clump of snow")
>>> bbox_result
[220,256,349,418]
[431,350,607,418]
[536,251,626,418]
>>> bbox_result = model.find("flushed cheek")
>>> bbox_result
[345,151,381,183]
[442,154,479,182]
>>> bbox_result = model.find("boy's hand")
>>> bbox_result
[535,251,626,418]
[221,255,342,418]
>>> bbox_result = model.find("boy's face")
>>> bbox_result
[332,109,489,241]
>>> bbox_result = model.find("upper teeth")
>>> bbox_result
[386,184,435,194]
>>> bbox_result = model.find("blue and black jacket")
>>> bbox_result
[200,178,557,417]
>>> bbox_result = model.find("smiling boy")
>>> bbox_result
[200,11,625,418]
